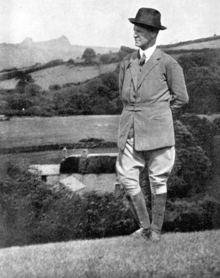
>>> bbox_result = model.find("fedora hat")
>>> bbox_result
[129,8,167,30]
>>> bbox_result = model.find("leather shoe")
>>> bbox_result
[132,228,151,241]
[150,230,161,242]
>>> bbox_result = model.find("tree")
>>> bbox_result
[100,72,119,91]
[82,48,96,64]
[140,120,212,199]
[15,73,34,94]
[6,93,33,111]
[181,115,220,159]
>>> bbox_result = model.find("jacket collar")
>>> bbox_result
[127,48,162,90]
[139,44,157,61]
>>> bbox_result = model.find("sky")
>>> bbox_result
[0,0,220,48]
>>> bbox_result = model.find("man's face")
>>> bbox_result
[133,24,157,50]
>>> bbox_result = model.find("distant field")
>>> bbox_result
[164,38,220,51]
[1,113,219,150]
[0,115,120,149]
[0,63,118,91]
[0,78,17,90]
[32,63,118,90]
[0,147,118,179]
[0,115,119,179]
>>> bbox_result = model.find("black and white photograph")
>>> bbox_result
[0,0,220,277]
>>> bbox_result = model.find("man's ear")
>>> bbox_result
[152,31,159,38]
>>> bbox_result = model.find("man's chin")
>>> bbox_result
[135,42,141,47]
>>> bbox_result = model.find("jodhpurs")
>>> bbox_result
[116,138,175,196]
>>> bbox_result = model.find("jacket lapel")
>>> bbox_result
[127,51,139,91]
[137,48,162,90]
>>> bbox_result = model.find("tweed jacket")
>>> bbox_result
[118,48,189,151]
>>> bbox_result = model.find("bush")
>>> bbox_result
[140,120,212,199]
[1,163,220,248]
[164,197,218,232]
[181,115,220,159]
[213,116,220,129]
[60,155,116,174]
[60,156,80,174]
[49,84,61,91]
[86,156,116,174]
[0,163,55,247]
[82,48,96,64]
[0,164,135,247]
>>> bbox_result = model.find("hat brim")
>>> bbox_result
[129,18,167,30]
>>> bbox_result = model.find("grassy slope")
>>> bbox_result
[0,63,118,91]
[0,115,119,179]
[32,63,118,90]
[163,38,220,51]
[0,230,220,278]
[0,115,120,149]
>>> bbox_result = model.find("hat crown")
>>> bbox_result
[129,7,166,30]
[136,8,161,22]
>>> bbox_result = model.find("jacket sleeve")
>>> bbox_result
[166,60,189,112]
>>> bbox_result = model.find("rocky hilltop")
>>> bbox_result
[0,36,118,71]
[1,34,220,71]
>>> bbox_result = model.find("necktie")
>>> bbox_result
[139,53,146,67]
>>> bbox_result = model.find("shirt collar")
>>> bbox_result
[139,44,157,60]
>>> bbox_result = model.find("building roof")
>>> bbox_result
[29,164,60,176]
[59,175,85,192]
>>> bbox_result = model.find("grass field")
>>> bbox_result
[0,115,119,179]
[32,63,118,90]
[0,63,118,90]
[0,115,120,149]
[0,230,220,278]
[0,147,118,179]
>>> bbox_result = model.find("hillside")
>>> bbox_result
[0,36,118,71]
[0,230,220,278]
[0,62,118,90]
[161,35,220,51]
[31,63,118,90]
[1,34,220,90]
[1,34,220,72]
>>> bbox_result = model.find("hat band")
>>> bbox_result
[129,18,166,30]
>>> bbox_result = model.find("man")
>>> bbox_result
[116,8,189,241]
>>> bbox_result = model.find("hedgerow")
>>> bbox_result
[1,162,220,249]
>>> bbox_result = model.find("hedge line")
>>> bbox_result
[0,164,220,248]
[60,155,116,174]
[0,138,117,154]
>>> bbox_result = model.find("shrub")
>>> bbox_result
[213,116,220,129]
[181,115,220,160]
[49,84,61,91]
[99,72,119,92]
[0,164,135,247]
[0,163,54,247]
[1,163,220,249]
[60,156,80,174]
[60,155,116,174]
[86,156,116,174]
[82,48,96,64]
[164,197,218,232]
[140,120,212,199]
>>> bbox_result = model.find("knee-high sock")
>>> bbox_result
[127,191,150,230]
[151,193,167,234]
